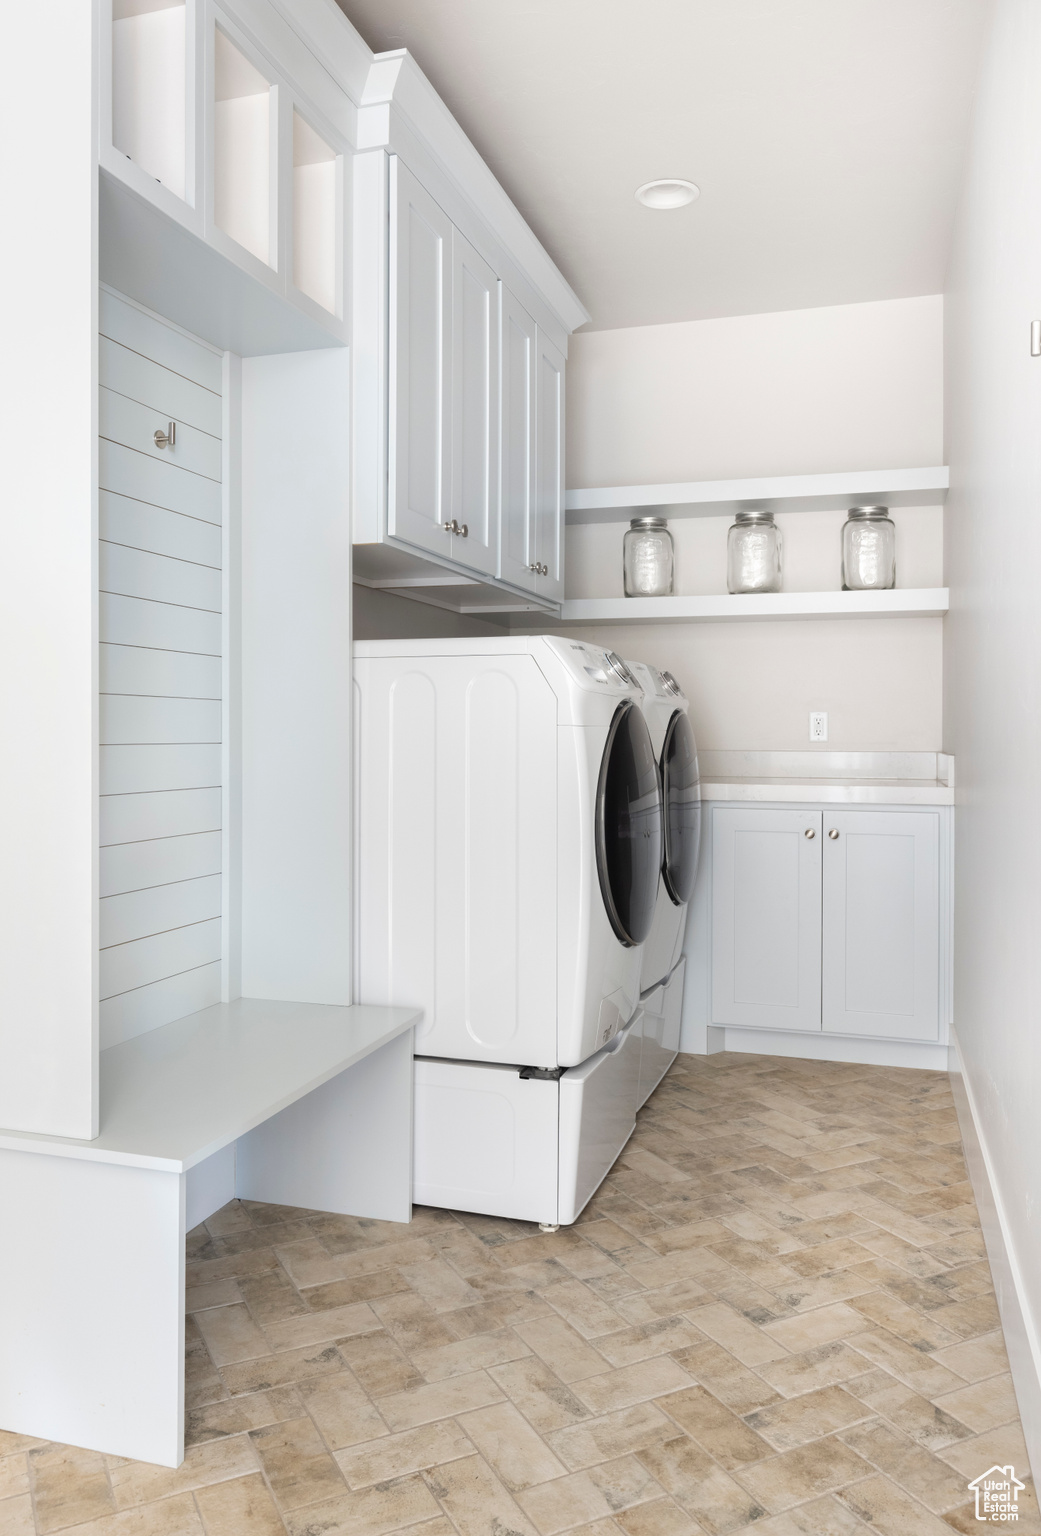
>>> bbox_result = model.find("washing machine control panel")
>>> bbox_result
[556,640,638,692]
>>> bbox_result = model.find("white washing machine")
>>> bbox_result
[625,661,702,1105]
[354,635,663,1225]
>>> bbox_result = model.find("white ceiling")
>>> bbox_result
[335,0,992,332]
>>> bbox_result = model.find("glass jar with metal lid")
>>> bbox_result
[623,516,675,597]
[727,510,782,594]
[842,506,895,590]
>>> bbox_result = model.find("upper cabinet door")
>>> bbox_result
[712,807,823,1031]
[535,328,566,602]
[498,286,538,593]
[822,811,940,1040]
[449,230,499,578]
[388,159,453,559]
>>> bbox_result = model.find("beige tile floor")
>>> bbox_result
[1,1051,1037,1536]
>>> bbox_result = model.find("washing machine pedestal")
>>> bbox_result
[414,1012,644,1227]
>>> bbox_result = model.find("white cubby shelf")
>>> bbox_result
[557,589,950,624]
[565,465,949,525]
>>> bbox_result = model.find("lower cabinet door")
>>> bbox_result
[712,808,823,1030]
[822,810,940,1039]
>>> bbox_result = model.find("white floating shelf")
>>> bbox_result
[558,589,950,624]
[565,466,949,524]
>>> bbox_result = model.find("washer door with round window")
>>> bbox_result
[595,702,663,948]
[639,708,701,993]
[662,710,702,906]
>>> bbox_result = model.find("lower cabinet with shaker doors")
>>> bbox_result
[712,805,944,1042]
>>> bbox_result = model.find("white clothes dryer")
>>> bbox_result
[625,661,702,997]
[354,635,664,1226]
[354,635,663,1067]
[626,662,701,1107]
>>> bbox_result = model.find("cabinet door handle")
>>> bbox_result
[541,563,548,575]
[804,828,816,839]
[828,828,840,840]
[443,519,460,534]
[153,421,176,449]
[528,562,539,573]
[458,524,468,538]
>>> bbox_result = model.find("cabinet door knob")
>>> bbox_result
[541,563,548,575]
[804,828,816,839]
[458,523,468,538]
[528,562,539,573]
[828,828,840,840]
[443,519,460,534]
[153,421,176,449]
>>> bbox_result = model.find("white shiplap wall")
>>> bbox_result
[98,289,223,1048]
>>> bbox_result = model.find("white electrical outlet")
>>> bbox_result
[809,711,828,742]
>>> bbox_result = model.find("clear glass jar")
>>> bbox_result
[842,506,895,590]
[623,516,674,597]
[727,511,782,594]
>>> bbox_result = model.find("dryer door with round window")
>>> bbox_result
[595,702,663,946]
[661,710,701,906]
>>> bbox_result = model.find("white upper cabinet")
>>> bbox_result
[822,810,940,1040]
[384,159,544,590]
[535,328,566,603]
[100,0,350,346]
[386,164,499,578]
[354,142,585,611]
[388,161,452,559]
[498,298,565,600]
[498,286,537,593]
[450,231,500,579]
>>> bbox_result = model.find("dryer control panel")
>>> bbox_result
[544,637,640,692]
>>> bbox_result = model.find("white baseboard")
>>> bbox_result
[717,1027,950,1071]
[949,1025,1041,1486]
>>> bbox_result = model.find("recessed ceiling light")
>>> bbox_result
[635,178,700,210]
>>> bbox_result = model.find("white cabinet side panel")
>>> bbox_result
[712,807,823,1030]
[0,1150,184,1465]
[240,348,352,1003]
[98,291,223,1049]
[237,1030,412,1223]
[0,0,96,1134]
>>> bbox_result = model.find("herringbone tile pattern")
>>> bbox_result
[1,1052,1036,1535]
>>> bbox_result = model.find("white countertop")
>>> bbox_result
[701,776,953,805]
[0,999,421,1173]
[697,751,955,806]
